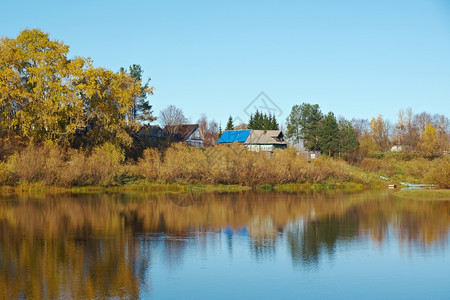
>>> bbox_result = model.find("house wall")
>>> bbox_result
[186,128,203,147]
[247,144,287,152]
[297,151,321,161]
[247,144,274,152]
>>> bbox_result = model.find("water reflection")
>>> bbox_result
[0,191,449,298]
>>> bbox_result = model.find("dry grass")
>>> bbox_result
[136,144,371,186]
[0,143,127,187]
[358,154,450,188]
[0,142,399,187]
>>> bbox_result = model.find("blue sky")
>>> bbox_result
[2,0,449,127]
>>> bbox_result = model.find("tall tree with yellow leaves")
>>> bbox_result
[369,115,389,152]
[418,123,441,158]
[0,29,142,148]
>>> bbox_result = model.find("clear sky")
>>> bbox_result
[2,0,449,127]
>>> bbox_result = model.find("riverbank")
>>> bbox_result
[0,143,387,189]
[1,143,447,192]
[0,181,374,195]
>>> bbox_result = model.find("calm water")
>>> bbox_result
[1,191,449,299]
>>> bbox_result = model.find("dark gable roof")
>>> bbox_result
[136,125,165,138]
[245,130,286,145]
[164,124,199,142]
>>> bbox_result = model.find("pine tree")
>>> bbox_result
[318,112,339,156]
[248,114,254,129]
[270,113,279,130]
[248,111,279,130]
[338,119,358,158]
[122,64,154,122]
[286,103,323,150]
[218,122,223,138]
[226,116,234,131]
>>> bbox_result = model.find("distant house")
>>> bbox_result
[391,145,403,152]
[132,125,166,150]
[217,129,287,152]
[245,130,287,152]
[135,125,165,143]
[297,150,321,161]
[164,124,203,147]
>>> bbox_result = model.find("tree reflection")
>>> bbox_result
[286,213,359,266]
[0,191,448,298]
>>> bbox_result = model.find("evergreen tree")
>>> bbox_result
[318,112,339,156]
[226,116,234,130]
[270,113,279,130]
[248,114,254,129]
[120,64,154,122]
[218,122,223,138]
[248,111,279,130]
[286,105,302,147]
[286,103,323,150]
[263,112,270,129]
[338,120,358,158]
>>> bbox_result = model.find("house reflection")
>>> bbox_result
[0,191,449,298]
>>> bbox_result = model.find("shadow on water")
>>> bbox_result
[0,190,449,298]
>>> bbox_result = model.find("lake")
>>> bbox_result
[0,191,449,299]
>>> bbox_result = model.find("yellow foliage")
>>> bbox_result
[418,123,441,158]
[369,115,389,151]
[0,29,143,147]
[359,134,381,157]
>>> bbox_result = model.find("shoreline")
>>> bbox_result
[0,181,374,195]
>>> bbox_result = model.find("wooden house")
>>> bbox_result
[218,129,287,152]
[131,125,167,151]
[245,130,287,152]
[164,124,203,147]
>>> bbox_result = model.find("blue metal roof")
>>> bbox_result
[217,130,251,143]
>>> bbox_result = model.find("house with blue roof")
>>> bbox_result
[217,129,287,152]
[217,130,251,144]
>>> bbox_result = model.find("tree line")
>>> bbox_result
[285,103,358,158]
[1,29,448,162]
[285,103,449,159]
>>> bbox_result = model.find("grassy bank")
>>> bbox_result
[0,181,370,195]
[357,153,450,188]
[0,181,251,195]
[0,143,385,189]
[2,143,447,191]
[393,189,450,201]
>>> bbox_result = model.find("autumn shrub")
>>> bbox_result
[42,146,68,186]
[10,145,48,183]
[58,149,89,186]
[0,159,17,185]
[159,143,207,183]
[136,148,161,180]
[86,143,126,186]
[308,157,350,183]
[149,143,372,185]
[360,158,382,173]
[404,158,429,182]
[271,148,308,183]
[424,156,450,188]
[209,144,253,184]
[6,142,442,188]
